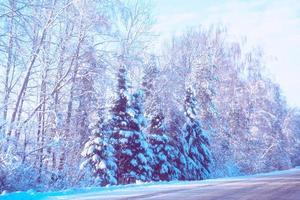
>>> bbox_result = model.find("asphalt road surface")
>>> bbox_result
[53,168,300,200]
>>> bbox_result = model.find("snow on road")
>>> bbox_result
[1,167,300,200]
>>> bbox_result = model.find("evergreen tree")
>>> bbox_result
[148,111,181,181]
[81,117,117,186]
[131,90,147,129]
[180,87,212,180]
[111,65,152,184]
[142,56,181,181]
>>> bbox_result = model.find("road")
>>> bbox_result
[51,168,300,200]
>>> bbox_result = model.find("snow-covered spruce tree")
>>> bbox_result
[111,65,152,184]
[81,117,117,186]
[142,56,180,181]
[180,87,212,180]
[130,90,147,129]
[148,111,181,181]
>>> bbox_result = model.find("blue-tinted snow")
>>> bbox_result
[1,167,299,200]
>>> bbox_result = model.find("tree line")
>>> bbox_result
[81,62,211,185]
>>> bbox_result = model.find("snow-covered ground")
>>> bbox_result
[1,167,300,200]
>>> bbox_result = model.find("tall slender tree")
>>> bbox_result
[110,64,152,184]
[180,87,212,180]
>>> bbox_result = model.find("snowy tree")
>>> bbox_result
[180,87,212,180]
[0,157,5,191]
[131,90,147,129]
[283,108,300,166]
[148,111,180,181]
[81,118,117,186]
[110,65,152,184]
[141,55,181,181]
[142,55,160,99]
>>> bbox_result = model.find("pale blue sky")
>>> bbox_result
[152,0,300,107]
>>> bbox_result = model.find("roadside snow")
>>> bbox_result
[1,167,299,200]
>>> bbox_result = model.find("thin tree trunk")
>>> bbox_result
[5,2,56,151]
[58,19,84,173]
[1,0,15,144]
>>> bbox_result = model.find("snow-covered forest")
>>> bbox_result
[0,0,300,193]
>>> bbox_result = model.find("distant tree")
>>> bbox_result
[283,108,300,166]
[142,55,159,98]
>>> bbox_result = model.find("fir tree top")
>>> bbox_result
[184,87,198,122]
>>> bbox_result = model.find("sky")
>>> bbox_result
[152,0,300,107]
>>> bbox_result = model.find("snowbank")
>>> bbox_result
[1,167,299,200]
